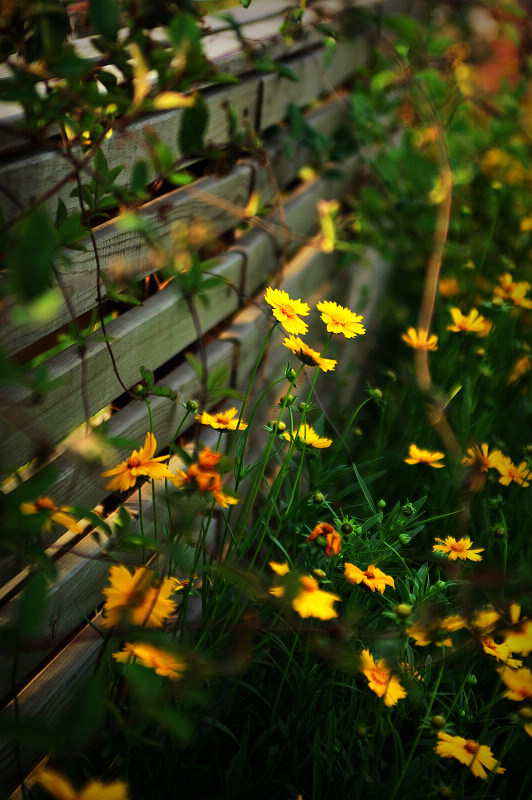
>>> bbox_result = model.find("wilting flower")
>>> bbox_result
[359,649,407,707]
[101,433,171,492]
[344,563,395,594]
[401,327,438,351]
[433,536,484,562]
[461,443,506,473]
[307,522,341,556]
[170,447,239,508]
[435,732,505,780]
[264,287,310,335]
[101,565,181,629]
[269,561,340,620]
[495,456,531,487]
[113,642,186,679]
[282,336,337,371]
[316,300,365,338]
[20,496,81,532]
[492,272,532,309]
[282,424,332,449]
[195,407,247,431]
[498,665,532,701]
[34,767,129,799]
[404,443,445,468]
[447,308,491,336]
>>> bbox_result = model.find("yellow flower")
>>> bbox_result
[268,562,340,620]
[101,566,181,629]
[316,300,365,338]
[359,649,407,707]
[404,443,445,468]
[439,276,460,297]
[508,354,531,384]
[493,272,532,309]
[282,424,332,449]
[500,614,532,656]
[433,536,484,562]
[34,767,129,800]
[480,637,522,668]
[264,287,310,335]
[101,433,171,492]
[461,443,506,473]
[344,563,395,594]
[282,336,337,372]
[467,608,501,635]
[480,147,526,185]
[495,456,531,487]
[20,496,81,532]
[113,642,186,679]
[169,447,239,508]
[195,407,247,431]
[447,308,491,336]
[435,732,505,780]
[498,666,532,700]
[401,327,438,351]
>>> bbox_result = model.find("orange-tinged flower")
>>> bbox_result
[461,443,506,473]
[282,424,332,449]
[307,522,341,556]
[282,336,337,371]
[500,616,532,656]
[447,307,491,336]
[404,443,445,468]
[493,272,532,309]
[34,767,129,800]
[264,287,310,335]
[169,447,239,508]
[433,536,484,562]
[401,327,438,351]
[344,563,395,594]
[508,354,531,384]
[195,407,247,431]
[316,300,365,338]
[20,496,82,532]
[113,642,186,679]
[101,433,171,492]
[435,732,505,780]
[498,666,532,701]
[359,649,407,707]
[495,456,531,487]
[480,637,522,668]
[101,565,181,629]
[268,562,340,620]
[439,276,460,297]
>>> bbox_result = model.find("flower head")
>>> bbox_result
[433,536,484,562]
[493,272,532,309]
[461,443,506,473]
[447,308,491,336]
[480,636,522,668]
[101,565,181,629]
[264,287,310,335]
[435,732,505,780]
[404,443,445,468]
[344,563,395,594]
[195,407,247,431]
[282,424,332,449]
[113,642,186,679]
[508,354,531,384]
[316,300,365,338]
[268,562,340,620]
[401,327,438,351]
[34,767,129,800]
[494,456,531,487]
[306,522,341,556]
[498,665,532,701]
[282,336,337,371]
[170,446,239,508]
[101,433,171,492]
[359,649,407,707]
[20,496,81,532]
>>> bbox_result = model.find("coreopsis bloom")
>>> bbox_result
[404,443,445,468]
[101,566,181,629]
[508,354,531,384]
[282,336,337,371]
[170,447,239,508]
[447,308,491,336]
[495,456,531,487]
[467,607,501,635]
[269,561,340,620]
[498,666,532,701]
[480,636,522,668]
[433,536,484,562]
[195,407,247,431]
[113,642,186,679]
[20,496,81,532]
[264,287,310,335]
[401,327,438,351]
[500,607,532,656]
[306,523,341,556]
[344,563,395,594]
[492,272,532,309]
[359,649,407,707]
[407,614,461,648]
[316,300,366,339]
[282,423,332,449]
[435,732,505,780]
[461,443,506,473]
[439,276,460,297]
[101,432,171,492]
[34,767,129,800]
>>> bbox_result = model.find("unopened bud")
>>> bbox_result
[341,522,353,535]
[394,603,412,620]
[494,526,507,539]
[431,714,446,730]
[186,400,199,412]
[401,503,415,517]
[313,491,325,504]
[377,499,386,510]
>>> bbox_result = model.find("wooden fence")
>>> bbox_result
[0,1,400,794]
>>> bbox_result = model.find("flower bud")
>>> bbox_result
[285,367,297,382]
[398,533,411,546]
[132,383,147,398]
[518,706,532,721]
[297,402,307,412]
[401,503,415,517]
[279,394,295,406]
[341,522,353,535]
[377,499,386,510]
[356,726,368,739]
[493,526,507,539]
[313,491,325,504]
[394,603,413,620]
[186,399,199,412]
[431,714,446,730]
[312,568,326,580]
[465,673,477,685]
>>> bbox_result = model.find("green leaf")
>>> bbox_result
[179,93,209,157]
[5,207,58,301]
[131,160,149,193]
[89,0,120,41]
[287,102,305,140]
[14,571,49,640]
